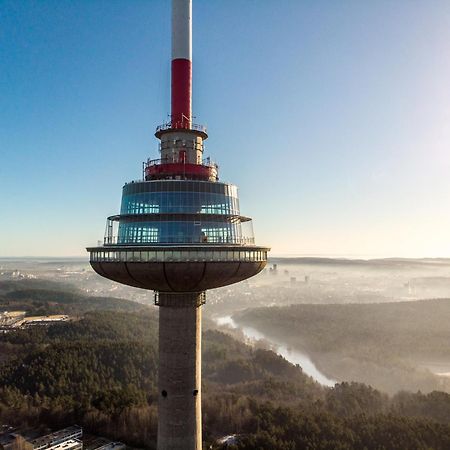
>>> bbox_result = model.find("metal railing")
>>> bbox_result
[155,122,207,134]
[103,235,255,246]
[89,247,268,264]
[145,156,217,168]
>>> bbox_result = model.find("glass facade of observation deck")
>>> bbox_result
[120,180,239,215]
[110,180,253,245]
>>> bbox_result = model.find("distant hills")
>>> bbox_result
[269,256,450,267]
[0,279,143,315]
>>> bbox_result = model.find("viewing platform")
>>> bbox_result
[87,244,268,291]
[145,157,218,181]
[154,121,208,139]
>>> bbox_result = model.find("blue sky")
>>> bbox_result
[1,0,449,257]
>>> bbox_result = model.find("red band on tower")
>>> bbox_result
[171,58,192,129]
[171,0,192,129]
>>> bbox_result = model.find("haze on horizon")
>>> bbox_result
[1,0,450,258]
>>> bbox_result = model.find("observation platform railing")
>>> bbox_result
[103,235,255,246]
[155,122,207,135]
[90,247,268,263]
[145,156,217,169]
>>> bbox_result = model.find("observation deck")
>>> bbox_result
[145,157,218,182]
[87,244,268,291]
[87,178,268,292]
[155,121,208,140]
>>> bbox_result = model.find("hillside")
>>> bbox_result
[0,279,144,315]
[235,299,450,394]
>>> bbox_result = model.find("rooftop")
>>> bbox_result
[31,426,82,450]
[47,439,82,450]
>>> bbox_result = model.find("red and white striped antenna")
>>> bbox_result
[171,0,192,129]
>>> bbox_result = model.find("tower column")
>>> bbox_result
[157,292,203,450]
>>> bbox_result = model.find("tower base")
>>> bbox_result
[157,292,203,450]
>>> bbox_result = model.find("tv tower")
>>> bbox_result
[87,1,269,448]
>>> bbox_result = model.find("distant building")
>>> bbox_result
[0,311,26,327]
[46,440,82,450]
[1,425,122,450]
[21,315,70,327]
[31,426,82,450]
[84,438,124,450]
[0,312,71,330]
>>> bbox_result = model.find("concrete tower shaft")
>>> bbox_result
[157,293,202,449]
[171,0,192,129]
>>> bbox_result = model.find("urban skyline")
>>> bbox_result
[1,0,450,258]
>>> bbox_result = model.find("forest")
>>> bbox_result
[1,279,450,449]
[235,299,450,395]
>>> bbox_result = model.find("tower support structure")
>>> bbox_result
[157,292,203,449]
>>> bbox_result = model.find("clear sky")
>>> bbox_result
[1,0,449,258]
